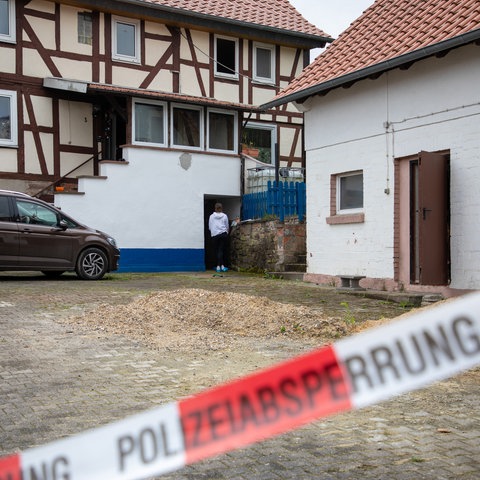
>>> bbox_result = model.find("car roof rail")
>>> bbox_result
[0,189,31,197]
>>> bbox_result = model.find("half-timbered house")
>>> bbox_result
[0,0,330,271]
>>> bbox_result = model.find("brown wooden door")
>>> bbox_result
[412,151,450,285]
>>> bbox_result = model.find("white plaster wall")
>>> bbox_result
[304,44,480,289]
[60,153,94,177]
[29,96,53,128]
[55,149,241,251]
[23,132,54,174]
[0,148,17,172]
[279,47,298,77]
[0,46,15,74]
[23,49,56,78]
[29,0,55,14]
[55,59,92,82]
[145,38,167,66]
[111,67,148,89]
[25,16,55,49]
[213,81,240,103]
[60,5,92,55]
[59,100,92,147]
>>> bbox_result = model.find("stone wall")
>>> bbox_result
[230,219,306,272]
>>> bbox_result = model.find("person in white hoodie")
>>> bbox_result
[208,203,229,272]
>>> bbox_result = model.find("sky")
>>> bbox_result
[289,0,374,39]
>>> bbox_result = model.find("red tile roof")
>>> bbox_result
[136,0,330,38]
[264,0,480,107]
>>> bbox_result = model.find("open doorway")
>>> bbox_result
[93,98,127,162]
[204,196,240,270]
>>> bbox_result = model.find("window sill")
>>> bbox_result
[112,56,141,65]
[214,73,239,81]
[326,213,365,225]
[124,144,239,157]
[252,79,275,86]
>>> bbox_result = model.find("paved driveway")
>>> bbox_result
[0,272,478,479]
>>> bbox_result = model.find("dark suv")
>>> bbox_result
[0,190,119,280]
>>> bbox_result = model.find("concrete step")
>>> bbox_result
[420,293,444,307]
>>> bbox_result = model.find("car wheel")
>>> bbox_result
[41,271,66,278]
[76,248,108,280]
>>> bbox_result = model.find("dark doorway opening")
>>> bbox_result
[204,197,240,270]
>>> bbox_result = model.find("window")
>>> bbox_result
[242,123,276,164]
[207,109,237,153]
[171,105,203,149]
[0,195,11,221]
[0,90,17,147]
[253,43,275,84]
[112,17,140,63]
[338,172,363,212]
[16,199,59,226]
[0,0,15,43]
[215,36,238,79]
[133,99,167,146]
[327,171,364,224]
[78,12,93,45]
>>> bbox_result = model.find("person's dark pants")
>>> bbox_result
[212,232,228,266]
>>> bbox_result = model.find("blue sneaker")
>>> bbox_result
[221,266,229,272]
[216,266,221,272]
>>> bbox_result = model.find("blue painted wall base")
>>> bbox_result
[118,248,205,272]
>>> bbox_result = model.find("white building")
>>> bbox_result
[263,0,480,296]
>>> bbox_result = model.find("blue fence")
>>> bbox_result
[242,181,306,222]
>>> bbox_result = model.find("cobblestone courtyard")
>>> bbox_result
[0,272,479,479]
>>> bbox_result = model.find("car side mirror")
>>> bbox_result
[58,219,68,230]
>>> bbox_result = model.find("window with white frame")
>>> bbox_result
[215,36,238,79]
[112,16,140,63]
[133,99,167,146]
[242,123,276,164]
[253,42,275,84]
[0,0,16,43]
[207,109,237,153]
[171,104,203,149]
[337,171,364,213]
[0,90,17,147]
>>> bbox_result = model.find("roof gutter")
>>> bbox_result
[261,28,480,110]
[71,0,332,48]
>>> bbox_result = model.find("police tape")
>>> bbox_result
[1,292,480,480]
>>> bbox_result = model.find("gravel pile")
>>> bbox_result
[63,288,354,352]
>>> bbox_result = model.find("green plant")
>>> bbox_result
[280,326,286,333]
[340,301,356,325]
[293,323,304,333]
[264,272,281,280]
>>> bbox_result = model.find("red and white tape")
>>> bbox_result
[2,292,480,480]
